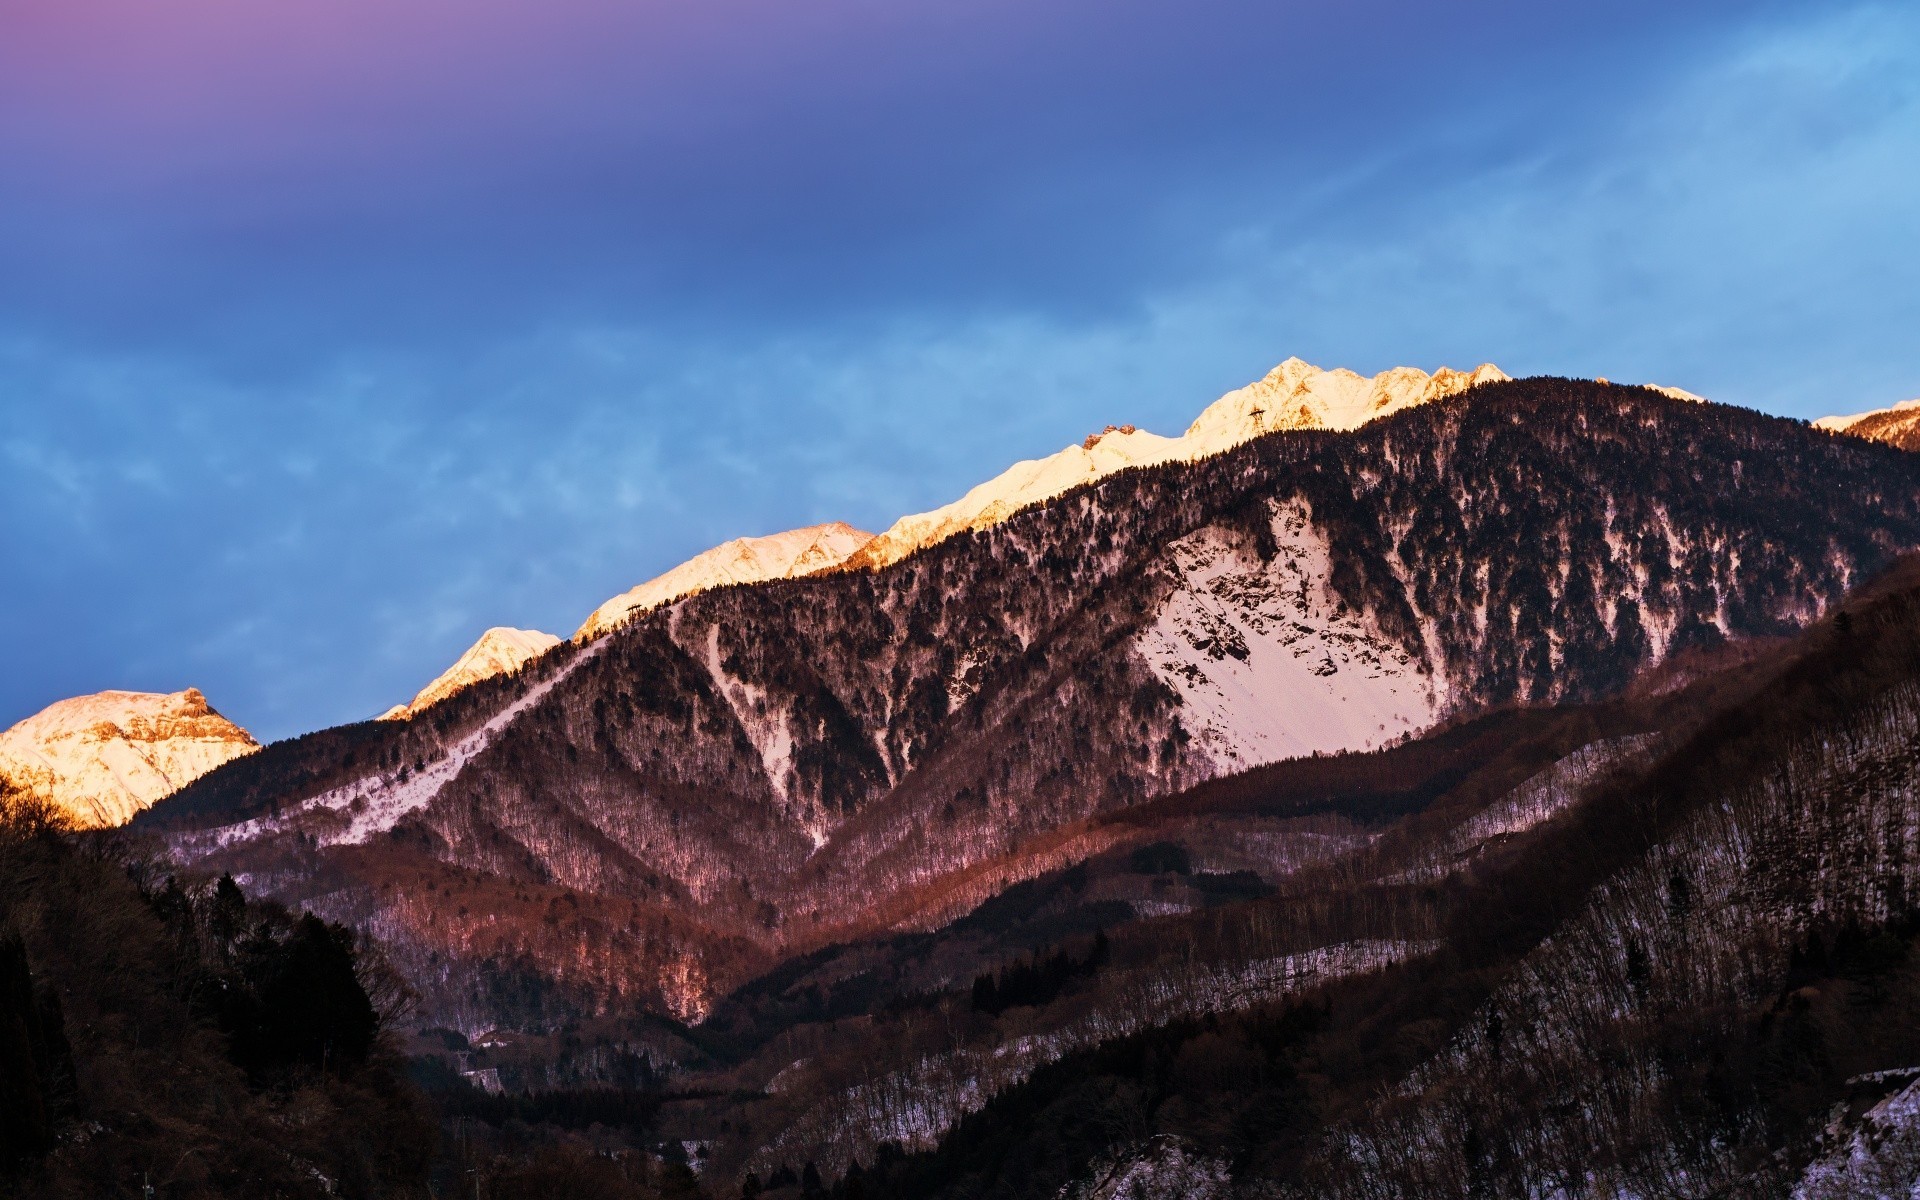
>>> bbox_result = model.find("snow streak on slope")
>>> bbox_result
[1136,500,1437,770]
[576,522,873,641]
[846,359,1508,570]
[687,614,799,811]
[0,689,258,828]
[1454,734,1661,845]
[1381,734,1664,885]
[757,939,1433,1174]
[174,639,609,857]
[379,626,561,719]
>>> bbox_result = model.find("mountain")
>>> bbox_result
[575,521,875,641]
[845,358,1508,570]
[1816,396,1920,451]
[142,379,1920,1048]
[379,626,561,720]
[725,553,1920,1198]
[0,688,257,828]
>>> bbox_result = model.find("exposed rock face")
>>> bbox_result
[145,379,1920,1031]
[1817,397,1920,452]
[575,522,875,641]
[379,626,561,719]
[0,688,257,828]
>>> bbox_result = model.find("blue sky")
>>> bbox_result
[3,0,1917,739]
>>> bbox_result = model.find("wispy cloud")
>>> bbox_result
[2,2,1913,739]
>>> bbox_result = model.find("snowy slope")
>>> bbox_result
[1135,500,1438,769]
[1815,397,1920,451]
[846,359,1507,570]
[380,626,561,719]
[576,522,874,641]
[0,689,258,828]
[177,637,609,857]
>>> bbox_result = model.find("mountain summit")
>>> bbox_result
[1816,396,1920,451]
[390,362,1506,714]
[380,626,562,720]
[846,359,1507,569]
[575,521,875,640]
[0,688,257,827]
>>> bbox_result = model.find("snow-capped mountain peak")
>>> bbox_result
[845,358,1507,570]
[0,688,258,828]
[1181,358,1509,454]
[575,521,876,641]
[380,626,562,720]
[1814,397,1920,451]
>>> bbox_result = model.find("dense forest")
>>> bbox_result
[702,556,1920,1197]
[0,784,713,1199]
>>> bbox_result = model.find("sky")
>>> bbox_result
[2,0,1918,740]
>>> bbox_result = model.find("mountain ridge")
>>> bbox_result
[144,380,1920,1035]
[576,522,876,642]
[380,359,1688,719]
[841,358,1509,571]
[1817,395,1920,451]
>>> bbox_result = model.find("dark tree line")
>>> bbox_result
[970,932,1110,1017]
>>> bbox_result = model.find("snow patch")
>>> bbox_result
[694,622,797,803]
[1136,500,1437,770]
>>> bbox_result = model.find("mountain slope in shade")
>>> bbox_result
[379,626,561,719]
[0,688,257,827]
[575,521,874,641]
[146,381,1920,1033]
[844,358,1507,570]
[1816,396,1920,451]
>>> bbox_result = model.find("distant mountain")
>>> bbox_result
[0,688,257,828]
[379,626,561,720]
[845,358,1508,569]
[145,379,1920,1042]
[1816,396,1920,451]
[575,521,875,641]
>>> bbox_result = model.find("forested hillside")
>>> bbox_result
[686,556,1920,1198]
[144,382,1920,1038]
